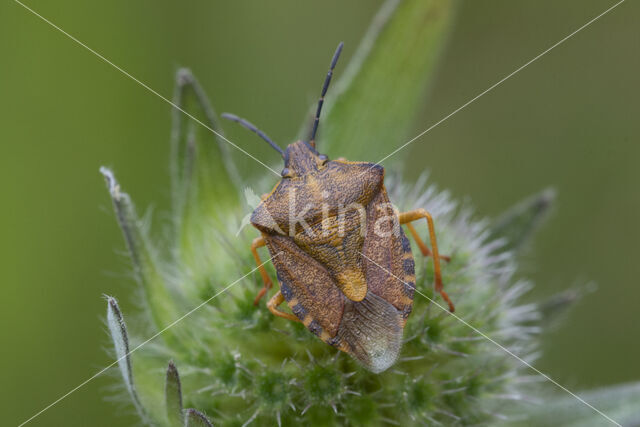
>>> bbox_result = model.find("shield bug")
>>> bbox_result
[223,42,453,373]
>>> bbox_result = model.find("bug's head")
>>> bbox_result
[281,140,328,178]
[221,42,343,180]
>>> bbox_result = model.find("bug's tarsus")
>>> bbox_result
[221,113,284,157]
[309,42,344,148]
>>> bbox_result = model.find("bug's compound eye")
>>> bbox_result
[281,168,292,178]
[318,154,329,165]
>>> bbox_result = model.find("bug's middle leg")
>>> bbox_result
[398,209,455,312]
[403,222,450,262]
[251,236,273,305]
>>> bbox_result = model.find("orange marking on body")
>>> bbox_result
[302,315,313,327]
[399,295,413,305]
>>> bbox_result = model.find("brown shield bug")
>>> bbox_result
[222,42,453,373]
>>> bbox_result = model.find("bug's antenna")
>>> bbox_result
[221,113,284,157]
[309,42,344,148]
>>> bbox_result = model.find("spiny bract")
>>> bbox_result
[102,156,550,426]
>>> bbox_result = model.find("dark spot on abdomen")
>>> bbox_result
[403,258,415,274]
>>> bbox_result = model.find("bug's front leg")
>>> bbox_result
[267,291,300,323]
[398,209,455,312]
[250,236,273,305]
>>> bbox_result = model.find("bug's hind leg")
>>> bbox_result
[251,236,273,305]
[398,209,454,312]
[267,291,300,323]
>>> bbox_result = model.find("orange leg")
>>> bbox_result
[398,209,455,312]
[251,236,273,305]
[404,222,450,262]
[267,291,300,323]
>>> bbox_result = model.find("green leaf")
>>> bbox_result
[170,68,241,219]
[318,0,456,162]
[489,188,556,253]
[168,69,245,275]
[184,409,213,427]
[165,361,183,427]
[106,297,148,424]
[100,167,178,330]
[503,382,640,426]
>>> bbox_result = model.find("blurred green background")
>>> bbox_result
[1,1,638,425]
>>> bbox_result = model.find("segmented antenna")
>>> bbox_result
[221,113,284,157]
[309,42,344,148]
